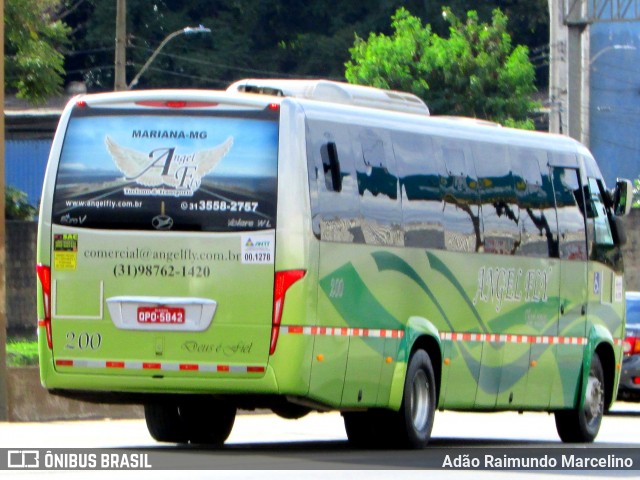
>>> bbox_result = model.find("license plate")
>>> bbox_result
[137,306,185,324]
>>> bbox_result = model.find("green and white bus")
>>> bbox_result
[37,79,633,448]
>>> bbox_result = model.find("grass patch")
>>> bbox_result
[6,339,39,367]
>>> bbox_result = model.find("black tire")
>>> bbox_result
[181,400,236,446]
[271,403,311,420]
[392,349,437,448]
[144,399,237,446]
[144,403,188,443]
[343,411,379,448]
[343,350,436,449]
[555,353,605,443]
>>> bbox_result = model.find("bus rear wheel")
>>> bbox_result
[554,353,605,443]
[144,398,237,446]
[144,403,188,443]
[343,349,436,449]
[390,349,436,448]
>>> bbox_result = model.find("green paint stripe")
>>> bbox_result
[319,262,402,331]
[426,252,489,333]
[371,251,454,331]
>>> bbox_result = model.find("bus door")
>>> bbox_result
[584,175,624,364]
[547,162,588,408]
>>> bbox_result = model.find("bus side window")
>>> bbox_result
[306,119,361,243]
[393,131,445,249]
[511,147,559,258]
[586,177,614,247]
[549,164,587,261]
[354,127,403,246]
[472,141,519,255]
[436,138,481,253]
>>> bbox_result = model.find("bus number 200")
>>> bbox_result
[65,332,102,351]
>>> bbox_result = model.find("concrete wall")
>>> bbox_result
[8,367,142,422]
[622,208,640,292]
[7,221,37,334]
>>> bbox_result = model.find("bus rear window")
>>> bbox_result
[52,108,278,231]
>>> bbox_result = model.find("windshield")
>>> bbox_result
[52,107,278,231]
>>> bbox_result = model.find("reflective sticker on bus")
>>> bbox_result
[54,358,266,374]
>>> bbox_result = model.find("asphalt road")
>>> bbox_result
[1,401,639,478]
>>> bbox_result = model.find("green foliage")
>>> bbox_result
[5,0,71,103]
[345,8,540,128]
[6,186,37,220]
[64,1,548,92]
[6,340,39,367]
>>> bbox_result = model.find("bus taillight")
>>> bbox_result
[271,270,305,355]
[36,264,53,349]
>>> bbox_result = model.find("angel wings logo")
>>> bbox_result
[105,136,234,195]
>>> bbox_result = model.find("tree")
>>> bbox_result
[5,186,37,221]
[345,7,540,129]
[5,0,71,103]
[60,1,548,94]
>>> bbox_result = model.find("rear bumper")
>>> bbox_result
[38,329,315,402]
[41,363,281,397]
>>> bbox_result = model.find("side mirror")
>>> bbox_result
[613,178,633,216]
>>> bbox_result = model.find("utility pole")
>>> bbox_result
[114,0,127,90]
[549,0,590,144]
[550,1,602,146]
[549,0,568,135]
[0,0,8,421]
[565,2,590,145]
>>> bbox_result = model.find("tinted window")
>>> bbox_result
[511,147,559,258]
[550,163,587,261]
[587,177,614,247]
[53,108,278,231]
[306,119,362,242]
[586,176,623,271]
[437,138,481,252]
[354,127,403,246]
[395,131,445,249]
[472,141,519,255]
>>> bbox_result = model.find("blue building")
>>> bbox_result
[5,101,63,210]
[589,22,640,187]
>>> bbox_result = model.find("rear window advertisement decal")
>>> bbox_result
[52,115,278,231]
[105,135,234,196]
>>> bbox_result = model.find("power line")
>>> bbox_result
[128,64,229,87]
[129,43,335,79]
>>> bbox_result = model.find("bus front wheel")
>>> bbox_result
[554,353,605,443]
